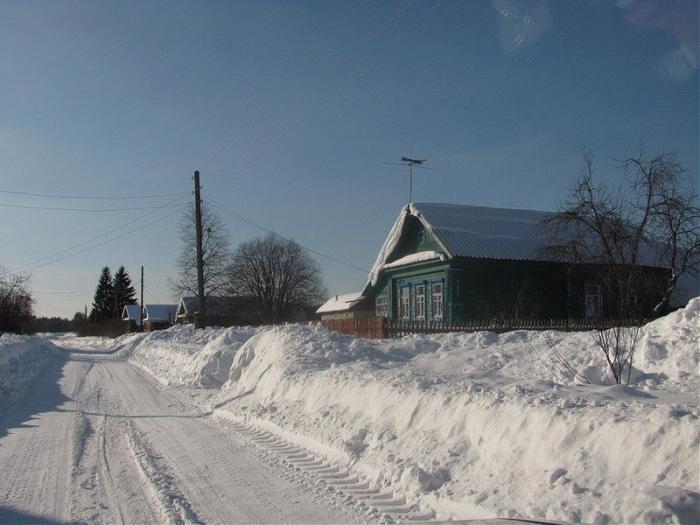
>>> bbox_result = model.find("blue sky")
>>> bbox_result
[1,0,697,318]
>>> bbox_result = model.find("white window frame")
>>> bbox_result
[376,296,388,318]
[431,282,444,320]
[584,283,603,318]
[400,286,411,320]
[415,284,426,320]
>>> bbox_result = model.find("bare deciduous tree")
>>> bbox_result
[541,146,699,384]
[542,147,699,314]
[0,266,33,334]
[170,203,231,299]
[226,233,326,323]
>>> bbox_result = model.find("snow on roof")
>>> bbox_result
[316,292,366,314]
[416,202,552,260]
[383,250,446,269]
[143,304,177,323]
[121,304,142,324]
[367,202,553,286]
[177,296,238,317]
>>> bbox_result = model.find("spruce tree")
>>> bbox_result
[113,266,137,316]
[89,267,114,322]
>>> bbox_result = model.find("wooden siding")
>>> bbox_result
[386,215,446,263]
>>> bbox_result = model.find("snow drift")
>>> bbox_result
[211,299,700,524]
[0,333,62,412]
[112,299,700,524]
[116,324,261,388]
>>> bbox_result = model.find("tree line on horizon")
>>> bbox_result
[87,265,138,323]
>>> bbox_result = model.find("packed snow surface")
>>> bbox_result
[0,331,359,524]
[102,298,700,524]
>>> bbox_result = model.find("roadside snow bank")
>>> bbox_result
[214,299,700,524]
[117,325,260,388]
[0,333,62,411]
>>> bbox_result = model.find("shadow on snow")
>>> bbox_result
[0,354,71,442]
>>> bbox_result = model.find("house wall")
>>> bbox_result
[368,211,670,322]
[373,261,452,321]
[144,320,172,332]
[373,258,669,323]
[452,258,569,321]
[374,259,573,322]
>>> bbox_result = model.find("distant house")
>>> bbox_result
[121,304,142,332]
[143,304,177,331]
[362,202,669,323]
[176,295,260,326]
[316,292,375,321]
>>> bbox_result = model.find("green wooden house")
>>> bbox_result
[361,203,668,323]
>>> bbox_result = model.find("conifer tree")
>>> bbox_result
[113,266,137,316]
[89,267,114,322]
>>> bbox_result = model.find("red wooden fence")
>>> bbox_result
[320,317,644,339]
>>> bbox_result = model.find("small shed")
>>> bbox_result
[143,304,177,332]
[121,304,142,332]
[175,295,259,326]
[316,292,375,321]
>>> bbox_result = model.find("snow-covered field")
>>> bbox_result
[72,298,699,524]
[2,299,698,524]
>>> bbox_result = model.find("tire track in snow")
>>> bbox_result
[96,415,126,525]
[213,411,436,524]
[125,424,204,525]
[70,412,91,478]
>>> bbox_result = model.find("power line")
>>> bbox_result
[0,202,180,213]
[15,196,188,272]
[22,205,186,272]
[204,196,368,274]
[0,189,188,200]
[32,291,92,295]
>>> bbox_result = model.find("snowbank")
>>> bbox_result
[0,333,63,411]
[107,299,700,523]
[116,324,261,388]
[211,299,700,524]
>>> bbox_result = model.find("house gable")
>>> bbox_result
[385,215,448,264]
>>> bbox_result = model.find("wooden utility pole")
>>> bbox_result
[140,265,144,331]
[193,170,206,328]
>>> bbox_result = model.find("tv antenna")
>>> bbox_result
[384,157,429,203]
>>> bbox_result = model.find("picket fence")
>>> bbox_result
[320,316,644,339]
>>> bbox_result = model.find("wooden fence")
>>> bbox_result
[321,317,645,339]
[320,317,387,339]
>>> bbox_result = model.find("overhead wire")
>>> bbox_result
[204,196,369,274]
[21,204,187,273]
[32,291,92,295]
[15,196,188,272]
[0,202,179,212]
[0,189,188,200]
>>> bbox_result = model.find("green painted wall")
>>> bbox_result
[451,258,568,321]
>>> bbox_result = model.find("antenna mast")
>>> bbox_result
[401,157,427,203]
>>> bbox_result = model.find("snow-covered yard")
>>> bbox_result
[2,298,698,524]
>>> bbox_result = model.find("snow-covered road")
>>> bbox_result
[0,345,363,524]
